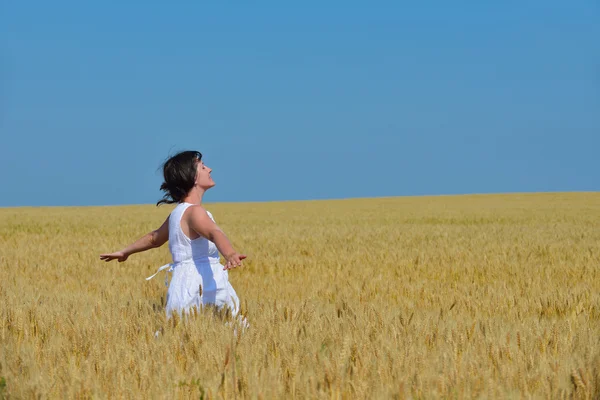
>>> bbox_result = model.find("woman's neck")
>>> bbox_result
[182,187,205,205]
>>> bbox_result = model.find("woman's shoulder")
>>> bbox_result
[205,210,215,222]
[184,204,215,222]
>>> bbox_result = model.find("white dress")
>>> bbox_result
[148,203,241,319]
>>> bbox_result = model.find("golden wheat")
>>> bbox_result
[1,193,600,399]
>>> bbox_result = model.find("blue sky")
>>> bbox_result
[1,1,598,207]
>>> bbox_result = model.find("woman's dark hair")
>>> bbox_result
[157,150,202,205]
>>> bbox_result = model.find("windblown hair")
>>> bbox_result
[156,151,202,206]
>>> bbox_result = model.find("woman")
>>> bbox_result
[100,150,246,319]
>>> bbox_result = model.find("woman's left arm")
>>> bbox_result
[100,216,170,262]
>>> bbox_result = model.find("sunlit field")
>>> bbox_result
[1,193,600,399]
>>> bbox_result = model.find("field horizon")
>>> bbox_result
[2,191,600,398]
[2,190,599,210]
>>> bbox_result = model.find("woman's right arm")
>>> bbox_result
[100,216,170,262]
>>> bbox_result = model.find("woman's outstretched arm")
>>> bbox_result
[100,217,169,262]
[188,206,246,270]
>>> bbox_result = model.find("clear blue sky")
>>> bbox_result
[1,1,598,207]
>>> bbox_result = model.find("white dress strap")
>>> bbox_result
[146,263,173,287]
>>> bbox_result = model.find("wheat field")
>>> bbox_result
[1,192,600,399]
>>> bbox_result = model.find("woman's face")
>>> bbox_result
[195,159,215,190]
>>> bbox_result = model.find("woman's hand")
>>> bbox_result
[224,253,246,270]
[99,251,129,262]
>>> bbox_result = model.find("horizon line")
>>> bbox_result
[1,190,598,209]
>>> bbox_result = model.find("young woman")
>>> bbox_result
[100,150,246,319]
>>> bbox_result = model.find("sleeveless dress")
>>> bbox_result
[148,202,241,319]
